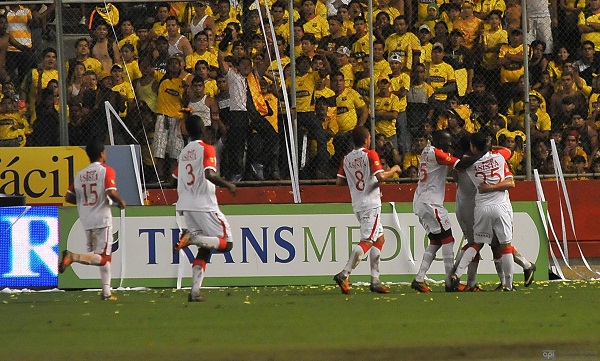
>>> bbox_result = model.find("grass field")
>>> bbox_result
[2,280,599,361]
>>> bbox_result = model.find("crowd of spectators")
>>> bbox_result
[1,0,600,183]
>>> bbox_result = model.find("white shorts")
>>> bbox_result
[355,207,383,242]
[85,226,113,255]
[413,202,452,235]
[153,114,184,159]
[183,210,232,242]
[473,203,513,245]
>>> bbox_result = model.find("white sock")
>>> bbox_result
[452,249,465,274]
[441,243,454,287]
[191,265,204,297]
[455,247,477,278]
[494,258,504,283]
[416,244,441,282]
[342,244,368,277]
[467,259,479,288]
[501,253,515,289]
[513,249,532,270]
[100,262,111,298]
[190,234,223,250]
[369,246,381,283]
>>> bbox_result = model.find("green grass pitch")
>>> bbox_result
[1,280,599,361]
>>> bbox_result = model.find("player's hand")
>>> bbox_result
[391,165,401,173]
[118,200,126,209]
[478,183,493,193]
[228,183,237,196]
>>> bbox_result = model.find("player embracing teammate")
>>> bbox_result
[450,132,535,292]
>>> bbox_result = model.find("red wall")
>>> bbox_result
[148,180,600,257]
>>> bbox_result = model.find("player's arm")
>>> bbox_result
[107,189,126,209]
[375,165,401,182]
[336,175,348,186]
[478,177,515,193]
[65,190,76,205]
[206,169,237,195]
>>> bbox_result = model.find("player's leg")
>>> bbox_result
[513,247,536,287]
[178,211,231,251]
[370,234,390,294]
[494,204,515,291]
[412,203,444,292]
[334,209,376,294]
[190,248,211,302]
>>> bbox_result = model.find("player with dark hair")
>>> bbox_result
[59,140,126,301]
[451,132,517,291]
[333,126,401,294]
[411,130,481,293]
[174,115,237,302]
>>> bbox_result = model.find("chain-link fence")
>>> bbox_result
[0,0,598,186]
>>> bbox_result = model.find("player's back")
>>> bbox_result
[340,147,383,212]
[72,162,114,230]
[413,145,458,204]
[176,140,219,212]
[467,151,512,206]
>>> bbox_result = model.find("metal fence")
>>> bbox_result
[0,0,597,187]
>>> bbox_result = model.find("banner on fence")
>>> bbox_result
[58,202,549,288]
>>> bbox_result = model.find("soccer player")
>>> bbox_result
[333,126,401,295]
[58,140,126,301]
[450,132,517,291]
[411,129,480,293]
[174,115,237,302]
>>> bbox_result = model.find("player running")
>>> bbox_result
[58,140,126,301]
[333,126,401,295]
[174,114,237,302]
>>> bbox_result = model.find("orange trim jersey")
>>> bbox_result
[68,162,117,230]
[466,148,513,206]
[413,145,459,204]
[337,147,384,212]
[174,140,219,212]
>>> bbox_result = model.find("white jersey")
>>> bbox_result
[175,140,219,212]
[413,144,459,205]
[526,0,550,17]
[68,162,116,230]
[466,149,513,206]
[188,95,211,127]
[337,147,384,212]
